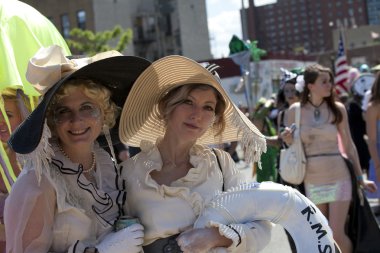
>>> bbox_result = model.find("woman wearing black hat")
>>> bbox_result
[4,45,150,253]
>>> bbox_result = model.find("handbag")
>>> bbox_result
[344,157,380,253]
[279,103,306,185]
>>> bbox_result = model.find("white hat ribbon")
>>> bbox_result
[26,45,89,95]
[26,45,123,95]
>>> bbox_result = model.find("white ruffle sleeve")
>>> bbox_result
[5,170,56,253]
[5,142,123,253]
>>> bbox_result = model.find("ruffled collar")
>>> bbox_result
[48,140,118,227]
[141,140,216,215]
[139,139,214,186]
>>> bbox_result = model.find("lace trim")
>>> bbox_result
[231,110,267,168]
[16,121,54,185]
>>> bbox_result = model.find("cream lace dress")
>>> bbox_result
[4,142,125,253]
[121,140,272,253]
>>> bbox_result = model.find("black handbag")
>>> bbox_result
[343,157,380,253]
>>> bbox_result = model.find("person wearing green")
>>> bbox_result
[252,98,279,182]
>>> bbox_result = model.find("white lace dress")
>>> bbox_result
[4,142,125,253]
[121,140,272,253]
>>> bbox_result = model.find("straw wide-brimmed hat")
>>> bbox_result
[9,45,151,154]
[119,55,266,163]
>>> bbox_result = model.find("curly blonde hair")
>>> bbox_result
[47,78,119,131]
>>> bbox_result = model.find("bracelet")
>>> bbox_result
[356,175,363,181]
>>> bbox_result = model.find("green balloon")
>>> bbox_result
[229,35,249,55]
[248,41,266,62]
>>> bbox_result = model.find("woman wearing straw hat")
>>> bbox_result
[4,45,151,253]
[119,56,271,252]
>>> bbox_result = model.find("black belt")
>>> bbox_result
[143,234,183,253]
[306,153,340,158]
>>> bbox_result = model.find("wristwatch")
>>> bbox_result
[84,247,98,253]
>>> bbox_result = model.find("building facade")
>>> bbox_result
[367,0,380,25]
[243,0,368,56]
[21,0,212,61]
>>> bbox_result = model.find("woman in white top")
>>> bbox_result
[4,45,150,253]
[118,56,271,252]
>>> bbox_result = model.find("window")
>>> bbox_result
[77,10,86,29]
[61,14,70,38]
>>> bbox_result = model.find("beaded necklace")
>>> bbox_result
[58,143,96,173]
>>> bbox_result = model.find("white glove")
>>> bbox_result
[97,223,144,253]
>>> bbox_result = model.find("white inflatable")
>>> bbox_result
[194,182,341,253]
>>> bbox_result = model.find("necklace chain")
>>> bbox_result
[58,143,96,173]
[158,142,190,169]
[162,159,189,168]
[308,99,324,108]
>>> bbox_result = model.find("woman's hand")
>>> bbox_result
[176,227,232,253]
[359,179,377,193]
[280,127,295,146]
[97,223,144,253]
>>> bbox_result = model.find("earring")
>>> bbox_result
[102,124,118,168]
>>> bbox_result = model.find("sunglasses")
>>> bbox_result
[53,103,101,124]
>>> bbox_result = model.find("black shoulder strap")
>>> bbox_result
[212,148,224,191]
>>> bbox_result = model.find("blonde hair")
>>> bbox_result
[158,84,226,136]
[1,88,36,116]
[47,79,119,130]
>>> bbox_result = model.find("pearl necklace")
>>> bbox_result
[58,143,96,173]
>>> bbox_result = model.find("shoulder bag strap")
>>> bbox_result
[212,148,224,191]
[295,103,301,129]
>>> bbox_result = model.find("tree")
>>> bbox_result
[66,25,133,56]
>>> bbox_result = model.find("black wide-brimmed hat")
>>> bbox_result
[8,45,151,154]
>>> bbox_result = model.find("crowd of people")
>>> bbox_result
[1,40,379,253]
[242,63,380,253]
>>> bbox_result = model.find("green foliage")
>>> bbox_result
[66,25,133,56]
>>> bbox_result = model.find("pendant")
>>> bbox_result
[314,108,320,122]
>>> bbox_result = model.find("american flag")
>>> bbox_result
[334,31,349,94]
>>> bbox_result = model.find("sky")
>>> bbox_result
[206,0,276,58]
